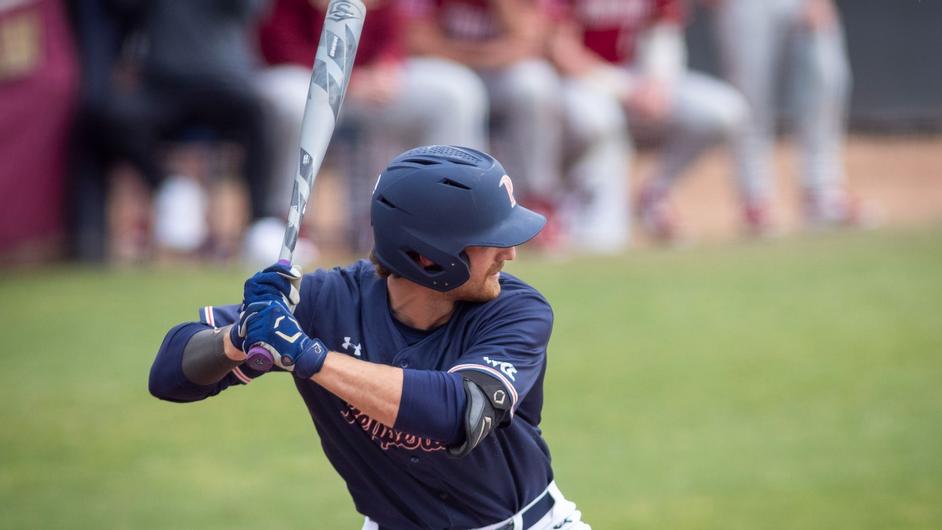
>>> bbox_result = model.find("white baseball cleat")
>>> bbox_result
[804,193,883,231]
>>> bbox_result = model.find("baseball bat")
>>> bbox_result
[244,0,367,372]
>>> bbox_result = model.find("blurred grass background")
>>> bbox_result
[1,227,940,529]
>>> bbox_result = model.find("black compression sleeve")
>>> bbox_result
[181,328,241,385]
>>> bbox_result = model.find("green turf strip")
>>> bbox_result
[1,227,940,529]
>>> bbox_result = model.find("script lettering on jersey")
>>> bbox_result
[341,404,445,453]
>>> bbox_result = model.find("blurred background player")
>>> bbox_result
[709,0,866,230]
[69,0,273,262]
[402,0,564,239]
[256,0,488,254]
[549,0,747,243]
[546,1,631,252]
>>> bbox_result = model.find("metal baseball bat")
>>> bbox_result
[245,0,367,372]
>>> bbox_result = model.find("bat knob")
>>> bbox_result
[245,346,274,372]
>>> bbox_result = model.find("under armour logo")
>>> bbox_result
[553,517,574,529]
[342,336,362,357]
[484,356,517,381]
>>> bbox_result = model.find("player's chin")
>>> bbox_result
[479,278,502,301]
[455,278,501,303]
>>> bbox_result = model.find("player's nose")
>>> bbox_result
[498,246,517,261]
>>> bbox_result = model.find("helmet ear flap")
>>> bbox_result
[375,230,471,292]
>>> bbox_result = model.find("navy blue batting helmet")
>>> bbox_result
[371,145,545,292]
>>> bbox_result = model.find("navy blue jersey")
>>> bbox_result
[186,260,555,528]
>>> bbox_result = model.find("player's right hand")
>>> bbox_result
[237,301,328,379]
[242,263,302,312]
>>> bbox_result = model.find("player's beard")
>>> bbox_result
[450,261,503,303]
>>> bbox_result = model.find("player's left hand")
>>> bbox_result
[243,263,302,312]
[238,301,328,379]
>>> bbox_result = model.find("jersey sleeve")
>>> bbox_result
[447,292,553,421]
[148,304,270,403]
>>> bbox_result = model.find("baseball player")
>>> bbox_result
[548,0,748,242]
[149,146,590,529]
[709,0,864,229]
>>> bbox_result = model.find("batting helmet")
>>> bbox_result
[371,145,545,292]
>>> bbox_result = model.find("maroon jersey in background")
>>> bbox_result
[403,0,499,40]
[402,0,555,41]
[556,0,685,64]
[259,0,403,67]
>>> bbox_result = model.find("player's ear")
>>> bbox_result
[409,252,444,273]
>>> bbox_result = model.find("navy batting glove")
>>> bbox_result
[241,301,328,379]
[242,263,302,311]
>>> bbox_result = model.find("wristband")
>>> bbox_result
[228,321,245,353]
[294,337,329,379]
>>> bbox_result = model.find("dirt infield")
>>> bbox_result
[637,136,942,245]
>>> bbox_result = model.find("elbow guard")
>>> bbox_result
[448,372,513,458]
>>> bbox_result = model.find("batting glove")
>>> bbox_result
[242,263,302,312]
[238,301,328,379]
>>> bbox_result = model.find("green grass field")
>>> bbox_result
[2,227,941,529]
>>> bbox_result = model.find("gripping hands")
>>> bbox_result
[228,263,327,377]
[243,262,302,311]
[231,301,328,379]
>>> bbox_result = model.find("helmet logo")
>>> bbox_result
[373,172,383,193]
[499,175,516,208]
